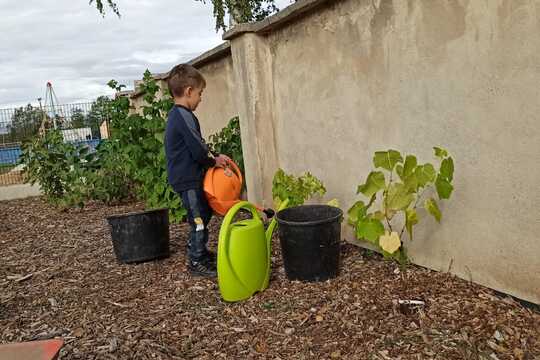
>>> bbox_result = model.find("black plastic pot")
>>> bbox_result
[106,208,170,263]
[276,205,343,282]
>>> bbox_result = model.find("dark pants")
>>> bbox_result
[180,188,213,263]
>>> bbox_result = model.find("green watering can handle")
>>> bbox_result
[220,201,261,231]
[218,201,263,295]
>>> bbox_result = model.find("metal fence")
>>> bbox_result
[0,100,110,186]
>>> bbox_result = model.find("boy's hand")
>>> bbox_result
[214,154,230,168]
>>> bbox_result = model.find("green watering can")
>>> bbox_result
[217,199,289,302]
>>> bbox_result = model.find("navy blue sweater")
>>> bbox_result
[165,105,215,192]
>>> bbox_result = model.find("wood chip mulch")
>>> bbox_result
[1,197,539,359]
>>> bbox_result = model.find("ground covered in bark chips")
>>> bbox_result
[0,197,539,360]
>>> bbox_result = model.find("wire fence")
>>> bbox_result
[0,100,111,186]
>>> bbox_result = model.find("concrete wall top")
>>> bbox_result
[128,42,232,100]
[223,0,340,40]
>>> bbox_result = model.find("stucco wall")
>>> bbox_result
[127,44,236,141]
[195,55,238,138]
[255,0,539,303]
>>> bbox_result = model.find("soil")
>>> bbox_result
[1,197,539,359]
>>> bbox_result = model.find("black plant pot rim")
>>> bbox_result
[276,204,343,227]
[106,208,168,222]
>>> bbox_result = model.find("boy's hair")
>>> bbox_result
[167,64,206,98]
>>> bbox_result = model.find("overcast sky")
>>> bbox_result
[0,0,292,109]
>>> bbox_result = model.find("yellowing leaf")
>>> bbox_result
[434,147,448,158]
[405,208,418,240]
[425,198,441,222]
[327,198,340,208]
[385,209,397,220]
[379,231,401,254]
[357,171,385,198]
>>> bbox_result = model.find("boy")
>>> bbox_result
[164,64,229,277]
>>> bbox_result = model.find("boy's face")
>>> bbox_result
[185,86,204,111]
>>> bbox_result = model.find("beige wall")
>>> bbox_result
[128,50,236,140]
[195,55,238,138]
[226,0,540,303]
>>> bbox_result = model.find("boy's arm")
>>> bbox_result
[177,112,216,166]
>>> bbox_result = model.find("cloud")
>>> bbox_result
[0,0,224,107]
[0,0,295,108]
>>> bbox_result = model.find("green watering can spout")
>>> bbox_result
[265,198,289,245]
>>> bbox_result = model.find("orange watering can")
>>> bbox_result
[203,159,246,216]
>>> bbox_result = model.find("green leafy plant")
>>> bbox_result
[20,71,184,220]
[19,129,101,207]
[208,116,244,175]
[20,129,74,202]
[107,70,186,222]
[348,147,455,263]
[88,140,133,204]
[272,169,326,208]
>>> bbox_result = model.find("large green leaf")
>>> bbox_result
[434,147,448,159]
[398,155,419,192]
[435,175,454,200]
[386,183,414,211]
[402,155,417,177]
[396,165,403,178]
[373,150,403,171]
[405,208,418,240]
[397,155,418,181]
[357,171,385,198]
[440,157,454,182]
[403,173,418,193]
[356,218,385,244]
[415,164,436,188]
[347,200,367,226]
[425,198,441,222]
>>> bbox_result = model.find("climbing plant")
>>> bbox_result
[348,147,455,264]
